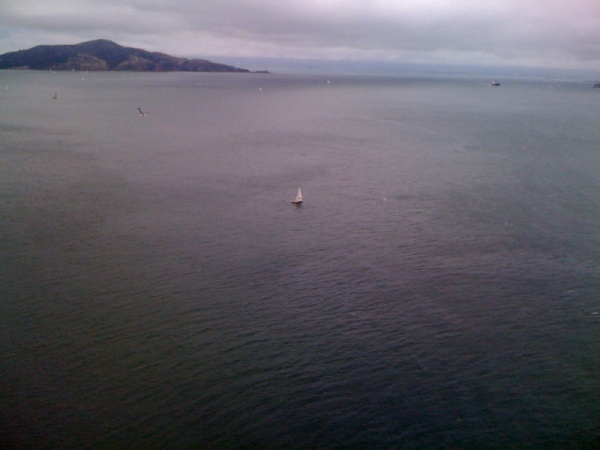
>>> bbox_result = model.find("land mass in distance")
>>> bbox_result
[0,39,258,73]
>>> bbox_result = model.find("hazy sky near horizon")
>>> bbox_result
[1,0,599,69]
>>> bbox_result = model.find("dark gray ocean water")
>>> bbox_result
[1,71,599,449]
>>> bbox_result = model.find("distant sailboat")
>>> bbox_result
[138,107,148,116]
[292,187,303,204]
[52,92,57,99]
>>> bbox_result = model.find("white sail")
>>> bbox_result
[292,187,303,204]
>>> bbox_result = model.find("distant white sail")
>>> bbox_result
[292,187,303,204]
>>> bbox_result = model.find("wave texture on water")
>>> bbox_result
[1,71,600,449]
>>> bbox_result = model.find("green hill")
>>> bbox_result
[0,39,250,72]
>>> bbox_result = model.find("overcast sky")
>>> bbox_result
[1,0,599,70]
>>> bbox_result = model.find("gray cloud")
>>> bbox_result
[1,0,599,69]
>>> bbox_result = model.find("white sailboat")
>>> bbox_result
[292,187,303,204]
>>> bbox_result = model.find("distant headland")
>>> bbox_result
[0,39,261,73]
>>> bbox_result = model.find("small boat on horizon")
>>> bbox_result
[491,81,501,86]
[292,187,303,205]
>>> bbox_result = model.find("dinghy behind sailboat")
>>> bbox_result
[292,187,303,204]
